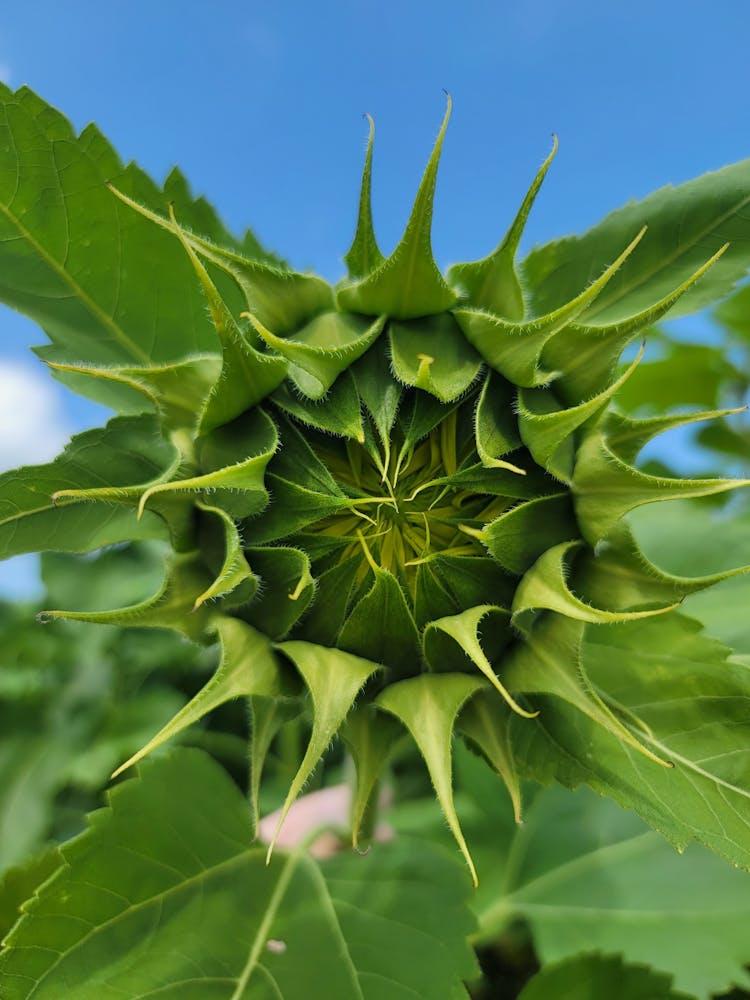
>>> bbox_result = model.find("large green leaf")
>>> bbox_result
[0,85,254,365]
[508,613,750,874]
[472,783,750,999]
[0,749,477,999]
[522,157,750,323]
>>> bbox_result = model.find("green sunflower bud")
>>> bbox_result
[1,88,749,884]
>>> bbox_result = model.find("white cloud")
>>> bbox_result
[0,360,72,471]
[0,61,11,84]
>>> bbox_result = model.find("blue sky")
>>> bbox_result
[1,0,749,594]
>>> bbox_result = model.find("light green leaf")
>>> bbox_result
[541,246,727,404]
[389,314,483,402]
[630,501,750,655]
[0,416,172,560]
[39,551,214,641]
[167,210,288,433]
[518,955,689,1000]
[474,783,750,999]
[0,749,477,999]
[448,137,558,320]
[377,672,487,885]
[615,342,740,414]
[337,97,458,319]
[267,642,380,857]
[511,613,750,874]
[511,541,682,629]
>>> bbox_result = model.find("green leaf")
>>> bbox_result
[108,180,334,339]
[630,501,750,655]
[0,749,477,999]
[478,492,579,574]
[474,371,523,470]
[39,551,215,641]
[337,96,458,319]
[614,342,741,414]
[167,210,288,433]
[0,846,60,941]
[448,137,558,320]
[389,314,483,402]
[377,672,487,885]
[518,955,689,1000]
[511,613,750,874]
[516,345,644,481]
[351,342,403,454]
[0,85,234,365]
[340,704,405,849]
[522,159,750,323]
[111,617,292,779]
[476,785,750,999]
[267,642,380,858]
[511,541,683,629]
[456,690,523,824]
[194,502,258,610]
[242,547,315,639]
[0,416,172,560]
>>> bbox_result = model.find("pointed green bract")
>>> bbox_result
[267,642,380,858]
[448,136,558,319]
[111,617,289,778]
[344,114,384,279]
[337,97,458,319]
[376,672,487,885]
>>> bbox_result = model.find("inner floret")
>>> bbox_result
[306,401,507,598]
